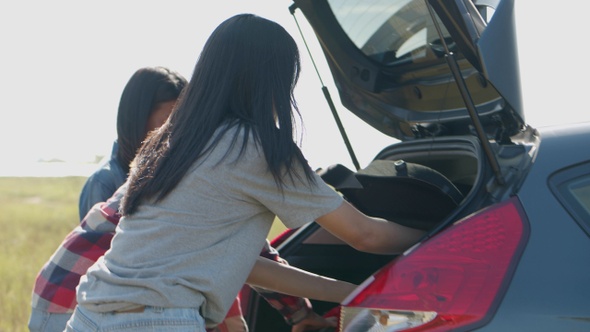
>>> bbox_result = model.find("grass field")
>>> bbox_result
[0,177,86,332]
[0,176,287,331]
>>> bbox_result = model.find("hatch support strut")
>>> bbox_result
[289,4,361,171]
[426,1,505,185]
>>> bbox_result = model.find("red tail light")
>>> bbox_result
[340,197,530,331]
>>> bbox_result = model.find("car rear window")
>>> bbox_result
[326,0,453,66]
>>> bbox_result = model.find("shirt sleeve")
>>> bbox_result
[228,142,344,230]
[78,160,126,220]
[78,175,111,220]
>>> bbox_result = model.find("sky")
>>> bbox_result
[1,0,589,175]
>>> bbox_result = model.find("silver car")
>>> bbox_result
[241,0,590,331]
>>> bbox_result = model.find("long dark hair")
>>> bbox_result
[121,14,316,215]
[116,66,187,174]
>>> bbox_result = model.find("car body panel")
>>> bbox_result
[487,123,590,330]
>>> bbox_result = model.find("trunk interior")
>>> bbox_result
[242,136,487,331]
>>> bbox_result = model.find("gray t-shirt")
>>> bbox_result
[76,125,344,327]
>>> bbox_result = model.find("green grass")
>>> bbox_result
[0,176,287,331]
[0,177,87,332]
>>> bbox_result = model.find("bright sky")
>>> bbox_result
[1,0,589,174]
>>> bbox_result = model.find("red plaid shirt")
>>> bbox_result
[31,189,122,313]
[31,188,311,325]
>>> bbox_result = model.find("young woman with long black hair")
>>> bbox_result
[66,13,424,331]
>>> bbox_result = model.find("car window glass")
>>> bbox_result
[326,0,452,66]
[550,162,590,236]
[570,179,590,209]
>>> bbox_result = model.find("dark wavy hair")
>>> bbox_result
[121,13,315,215]
[116,66,187,174]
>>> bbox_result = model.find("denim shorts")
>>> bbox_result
[65,305,206,331]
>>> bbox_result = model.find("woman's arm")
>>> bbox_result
[315,201,426,255]
[246,256,357,304]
